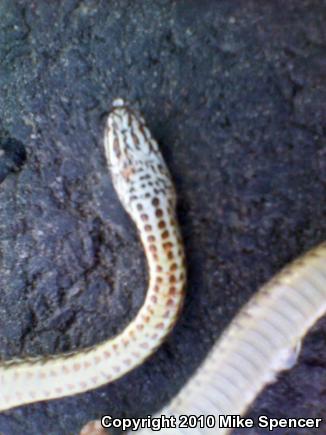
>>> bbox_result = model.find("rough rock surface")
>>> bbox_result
[0,1,325,434]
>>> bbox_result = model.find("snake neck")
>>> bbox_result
[137,195,186,324]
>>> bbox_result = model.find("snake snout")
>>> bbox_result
[106,102,160,167]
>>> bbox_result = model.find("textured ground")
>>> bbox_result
[0,1,325,434]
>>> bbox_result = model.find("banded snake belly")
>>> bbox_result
[0,100,325,435]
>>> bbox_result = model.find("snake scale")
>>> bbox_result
[1,100,325,435]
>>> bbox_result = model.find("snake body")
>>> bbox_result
[0,99,186,411]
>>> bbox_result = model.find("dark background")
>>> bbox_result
[0,1,325,434]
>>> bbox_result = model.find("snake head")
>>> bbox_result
[104,99,176,215]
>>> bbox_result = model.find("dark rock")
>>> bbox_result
[0,138,27,183]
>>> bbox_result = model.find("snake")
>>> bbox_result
[80,102,326,435]
[0,99,186,412]
[0,100,325,435]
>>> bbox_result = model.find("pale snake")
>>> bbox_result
[0,100,325,435]
[0,99,186,412]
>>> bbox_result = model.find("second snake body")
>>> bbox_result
[138,242,326,434]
